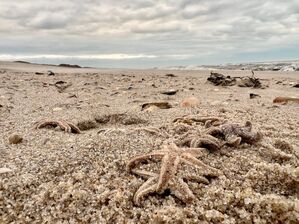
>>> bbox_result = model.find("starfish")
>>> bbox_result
[127,143,220,205]
[205,121,262,147]
[173,116,222,126]
[35,119,81,134]
[177,132,222,151]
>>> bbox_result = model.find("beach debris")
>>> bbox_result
[0,167,12,174]
[141,102,172,111]
[273,97,299,105]
[8,134,23,144]
[165,73,177,77]
[293,83,299,88]
[161,89,178,95]
[250,93,261,99]
[207,72,236,86]
[205,121,262,147]
[180,97,200,108]
[237,76,262,88]
[35,119,81,134]
[35,72,43,75]
[95,113,147,125]
[47,70,55,76]
[127,142,220,205]
[173,115,222,126]
[54,81,72,93]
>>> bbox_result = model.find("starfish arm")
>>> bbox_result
[205,127,222,136]
[156,154,180,193]
[58,120,70,132]
[183,147,209,157]
[35,120,58,129]
[169,178,197,204]
[131,169,156,178]
[225,135,242,147]
[133,176,158,206]
[181,154,220,176]
[126,151,165,172]
[66,121,81,134]
[192,136,221,151]
[183,174,210,184]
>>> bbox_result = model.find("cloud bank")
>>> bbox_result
[0,0,298,67]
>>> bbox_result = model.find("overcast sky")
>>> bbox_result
[0,0,298,68]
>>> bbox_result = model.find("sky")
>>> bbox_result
[0,0,298,68]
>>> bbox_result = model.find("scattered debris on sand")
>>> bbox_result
[207,72,236,86]
[207,71,263,88]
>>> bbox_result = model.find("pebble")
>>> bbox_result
[161,89,178,95]
[180,97,200,108]
[8,134,23,144]
[0,167,12,174]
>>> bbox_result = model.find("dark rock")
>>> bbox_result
[293,83,299,88]
[58,64,81,68]
[250,93,261,99]
[161,89,178,95]
[47,70,55,76]
[35,72,44,75]
[207,72,236,86]
[165,73,177,77]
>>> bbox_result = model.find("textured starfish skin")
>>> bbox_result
[35,119,81,134]
[127,143,220,205]
[177,133,222,151]
[205,121,262,146]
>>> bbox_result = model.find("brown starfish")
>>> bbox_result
[127,143,220,205]
[173,116,222,126]
[176,127,222,151]
[35,119,81,134]
[205,121,262,147]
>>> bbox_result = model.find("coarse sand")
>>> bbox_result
[0,61,298,223]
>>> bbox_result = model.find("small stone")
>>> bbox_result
[293,83,299,88]
[47,70,55,76]
[141,102,172,110]
[53,107,63,111]
[250,93,261,99]
[0,167,12,174]
[161,89,178,95]
[165,73,176,77]
[180,97,200,108]
[9,134,23,144]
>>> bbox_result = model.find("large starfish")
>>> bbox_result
[127,143,220,205]
[35,119,81,134]
[205,121,262,147]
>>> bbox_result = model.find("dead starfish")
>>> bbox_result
[35,119,81,134]
[127,143,220,205]
[173,116,222,126]
[205,121,262,146]
[131,169,210,205]
[177,132,222,151]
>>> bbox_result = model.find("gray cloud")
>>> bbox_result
[0,0,298,67]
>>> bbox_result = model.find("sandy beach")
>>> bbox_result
[0,61,298,223]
